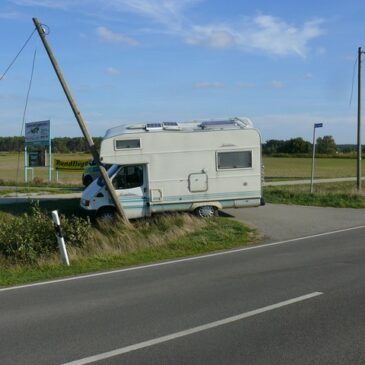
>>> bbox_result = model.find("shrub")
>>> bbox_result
[0,203,91,263]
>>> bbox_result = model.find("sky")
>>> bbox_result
[0,0,365,143]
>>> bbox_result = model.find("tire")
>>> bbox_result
[83,175,93,187]
[97,207,116,222]
[194,205,217,218]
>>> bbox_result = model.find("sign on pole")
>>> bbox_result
[310,122,324,193]
[24,120,52,182]
[25,120,50,145]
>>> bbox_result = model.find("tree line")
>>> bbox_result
[263,136,338,155]
[0,137,102,153]
[0,135,360,155]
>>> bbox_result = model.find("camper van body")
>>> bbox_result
[80,118,263,219]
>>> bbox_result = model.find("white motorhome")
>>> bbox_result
[80,117,264,219]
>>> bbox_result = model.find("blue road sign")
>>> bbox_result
[314,123,323,128]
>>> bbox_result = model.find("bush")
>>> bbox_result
[0,203,91,263]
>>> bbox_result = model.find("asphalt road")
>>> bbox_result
[224,203,365,241]
[1,225,364,364]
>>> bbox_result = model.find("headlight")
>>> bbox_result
[81,199,90,207]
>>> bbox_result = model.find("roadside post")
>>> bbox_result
[310,122,323,193]
[51,210,70,266]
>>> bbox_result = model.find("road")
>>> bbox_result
[1,225,364,364]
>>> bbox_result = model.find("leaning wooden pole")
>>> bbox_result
[32,18,131,226]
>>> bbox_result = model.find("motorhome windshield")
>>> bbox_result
[97,164,119,186]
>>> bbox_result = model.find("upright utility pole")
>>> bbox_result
[32,18,131,226]
[357,47,363,192]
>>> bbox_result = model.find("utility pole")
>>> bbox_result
[357,47,363,192]
[32,18,131,226]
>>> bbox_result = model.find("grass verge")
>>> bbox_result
[0,214,259,287]
[264,182,365,208]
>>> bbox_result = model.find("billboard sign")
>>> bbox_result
[25,120,50,145]
[28,151,45,167]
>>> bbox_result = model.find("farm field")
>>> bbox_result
[263,156,364,180]
[0,152,91,185]
[0,153,364,185]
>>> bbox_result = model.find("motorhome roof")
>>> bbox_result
[103,117,253,139]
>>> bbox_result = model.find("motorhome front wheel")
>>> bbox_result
[195,205,217,218]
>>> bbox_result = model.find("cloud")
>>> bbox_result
[186,27,236,48]
[194,81,224,89]
[11,0,74,9]
[185,15,324,57]
[270,80,286,89]
[12,0,324,57]
[106,67,121,76]
[96,26,139,45]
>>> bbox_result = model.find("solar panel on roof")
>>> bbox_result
[145,123,163,131]
[163,122,180,130]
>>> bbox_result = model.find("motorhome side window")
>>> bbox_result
[217,151,252,169]
[112,165,143,189]
[115,139,141,150]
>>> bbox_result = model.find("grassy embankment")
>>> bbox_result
[262,156,365,207]
[0,200,258,287]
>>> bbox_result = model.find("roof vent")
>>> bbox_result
[199,119,238,130]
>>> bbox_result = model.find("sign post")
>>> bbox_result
[24,120,51,182]
[310,123,323,193]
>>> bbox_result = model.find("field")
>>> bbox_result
[263,156,364,180]
[0,152,91,185]
[1,153,364,186]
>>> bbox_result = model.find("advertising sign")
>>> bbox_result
[54,159,89,171]
[25,120,50,145]
[28,151,45,167]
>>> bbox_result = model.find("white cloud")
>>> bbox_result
[186,27,236,48]
[270,80,286,89]
[96,26,139,45]
[12,0,324,57]
[186,16,324,57]
[11,0,74,9]
[106,67,121,76]
[194,81,224,89]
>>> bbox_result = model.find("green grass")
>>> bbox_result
[264,182,365,208]
[0,217,258,287]
[263,156,364,180]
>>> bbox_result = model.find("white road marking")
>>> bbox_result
[62,291,323,365]
[1,225,365,293]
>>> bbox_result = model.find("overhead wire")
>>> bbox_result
[0,28,36,81]
[349,56,358,107]
[15,47,38,194]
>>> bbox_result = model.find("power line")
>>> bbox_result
[0,28,36,81]
[349,56,358,107]
[16,48,37,191]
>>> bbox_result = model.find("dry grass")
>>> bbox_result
[0,152,90,185]
[68,213,206,259]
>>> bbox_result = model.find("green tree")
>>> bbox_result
[263,139,286,154]
[281,137,311,154]
[316,135,337,154]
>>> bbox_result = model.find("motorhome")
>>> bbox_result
[80,117,264,219]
